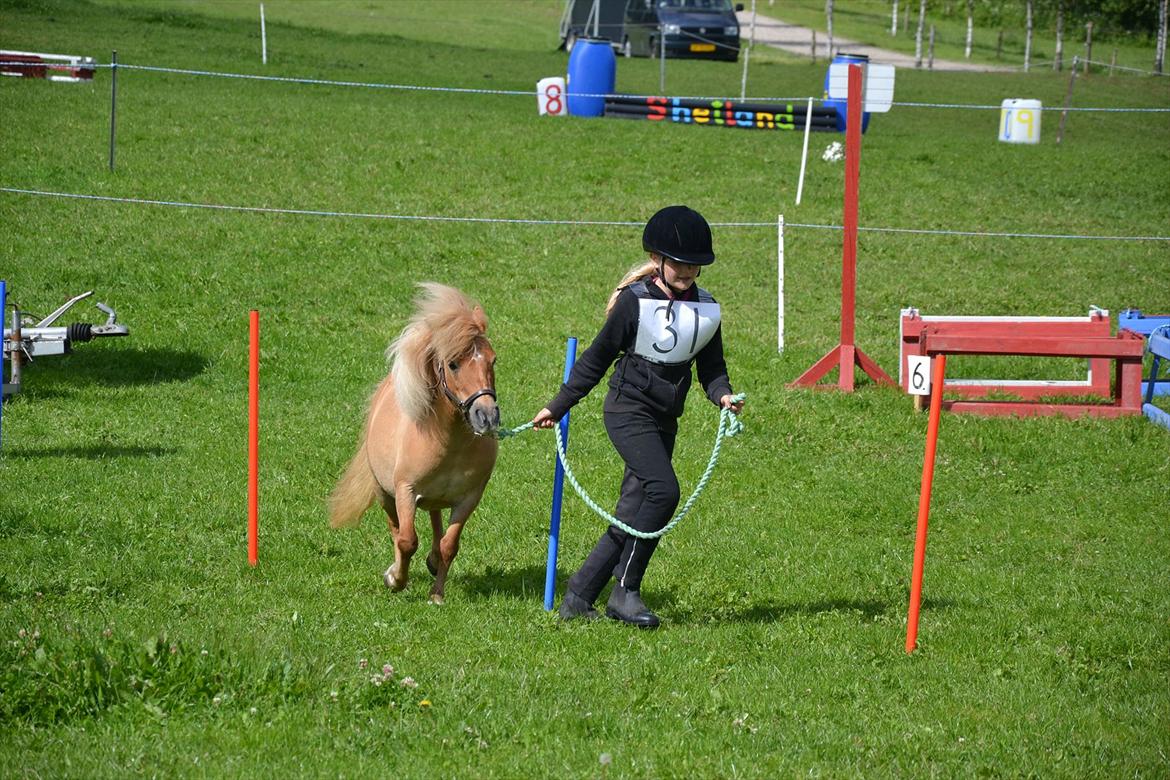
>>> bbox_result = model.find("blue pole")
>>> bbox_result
[0,279,6,451]
[543,337,578,611]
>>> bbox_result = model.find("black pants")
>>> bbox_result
[567,407,680,601]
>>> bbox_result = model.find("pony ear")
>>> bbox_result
[471,306,488,334]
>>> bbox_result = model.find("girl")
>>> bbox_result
[532,205,743,628]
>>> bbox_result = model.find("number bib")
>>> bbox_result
[632,298,721,365]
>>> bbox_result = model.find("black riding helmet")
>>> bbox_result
[642,205,715,266]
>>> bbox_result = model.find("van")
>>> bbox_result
[622,0,743,62]
[558,0,742,62]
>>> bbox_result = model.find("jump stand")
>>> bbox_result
[1142,328,1170,430]
[790,64,894,392]
[899,308,1113,408]
[1120,309,1170,397]
[918,328,1145,418]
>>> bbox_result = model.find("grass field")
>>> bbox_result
[2,1,1168,777]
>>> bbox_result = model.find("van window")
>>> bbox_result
[659,0,734,10]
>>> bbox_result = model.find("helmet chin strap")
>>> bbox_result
[654,253,688,298]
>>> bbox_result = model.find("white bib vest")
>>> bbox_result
[631,287,721,365]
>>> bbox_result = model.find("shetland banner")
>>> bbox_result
[603,95,839,131]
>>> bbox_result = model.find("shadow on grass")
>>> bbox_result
[3,444,177,459]
[665,595,962,625]
[459,565,964,624]
[16,347,209,398]
[460,564,548,602]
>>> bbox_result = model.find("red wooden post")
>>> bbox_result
[790,63,894,391]
[906,354,946,653]
[248,310,260,566]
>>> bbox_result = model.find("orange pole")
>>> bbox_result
[905,353,946,653]
[248,310,259,566]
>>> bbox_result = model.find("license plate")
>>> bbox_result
[689,43,715,52]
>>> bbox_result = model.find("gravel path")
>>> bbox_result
[736,9,1014,72]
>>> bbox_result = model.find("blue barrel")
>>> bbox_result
[823,53,871,133]
[567,38,615,117]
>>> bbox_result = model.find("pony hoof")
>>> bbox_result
[428,594,445,606]
[383,566,407,592]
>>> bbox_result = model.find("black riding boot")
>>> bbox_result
[558,589,600,622]
[605,583,660,629]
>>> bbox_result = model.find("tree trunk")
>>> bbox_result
[1054,1,1064,71]
[1157,0,1167,75]
[1084,21,1093,74]
[914,0,926,68]
[965,0,974,59]
[1024,0,1033,73]
[826,0,834,61]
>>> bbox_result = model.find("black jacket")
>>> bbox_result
[546,278,733,420]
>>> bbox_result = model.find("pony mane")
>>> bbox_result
[387,282,489,422]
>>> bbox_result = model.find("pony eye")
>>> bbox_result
[447,361,459,372]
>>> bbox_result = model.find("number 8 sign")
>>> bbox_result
[537,77,566,116]
[906,354,932,396]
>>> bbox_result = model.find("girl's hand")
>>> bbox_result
[719,395,744,415]
[532,408,558,429]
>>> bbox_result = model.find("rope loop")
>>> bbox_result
[552,393,745,539]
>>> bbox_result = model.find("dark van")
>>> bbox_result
[622,0,743,62]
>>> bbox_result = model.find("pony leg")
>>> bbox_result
[428,496,478,605]
[425,510,447,604]
[383,487,418,592]
[426,510,443,577]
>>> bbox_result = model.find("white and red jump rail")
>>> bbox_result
[900,307,1114,401]
[899,307,1147,418]
[1,50,96,82]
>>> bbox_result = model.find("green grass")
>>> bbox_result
[2,1,1168,777]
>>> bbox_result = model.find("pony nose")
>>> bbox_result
[470,398,500,435]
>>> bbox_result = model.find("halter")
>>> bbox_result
[437,361,496,429]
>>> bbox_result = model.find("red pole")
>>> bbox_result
[248,310,259,567]
[840,63,863,350]
[905,353,946,653]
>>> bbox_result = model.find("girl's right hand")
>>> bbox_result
[532,408,557,429]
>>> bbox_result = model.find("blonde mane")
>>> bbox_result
[386,283,490,422]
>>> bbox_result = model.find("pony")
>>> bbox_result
[328,282,500,604]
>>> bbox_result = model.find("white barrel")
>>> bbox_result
[999,99,1042,144]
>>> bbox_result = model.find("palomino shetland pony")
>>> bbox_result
[329,283,500,604]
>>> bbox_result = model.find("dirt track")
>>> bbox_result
[736,9,1013,72]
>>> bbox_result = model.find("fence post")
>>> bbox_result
[108,50,117,172]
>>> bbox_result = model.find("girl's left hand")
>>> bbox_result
[719,395,744,415]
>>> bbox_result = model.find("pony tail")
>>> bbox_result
[328,430,377,528]
[606,257,658,315]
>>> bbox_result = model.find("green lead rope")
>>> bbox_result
[498,393,745,540]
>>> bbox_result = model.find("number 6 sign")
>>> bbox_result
[906,354,932,396]
[537,77,566,116]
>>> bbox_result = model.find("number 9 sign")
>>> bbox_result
[537,77,566,117]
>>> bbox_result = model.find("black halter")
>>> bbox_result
[437,362,496,428]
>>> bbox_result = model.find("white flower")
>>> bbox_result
[400,676,418,689]
[822,141,844,162]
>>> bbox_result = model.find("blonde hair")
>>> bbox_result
[606,255,659,315]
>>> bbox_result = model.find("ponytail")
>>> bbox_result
[606,256,658,315]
